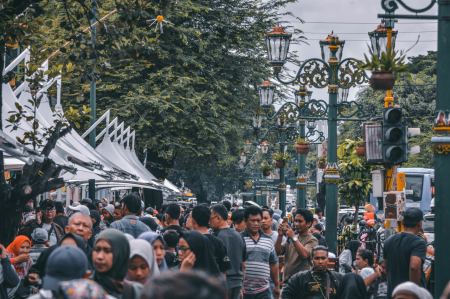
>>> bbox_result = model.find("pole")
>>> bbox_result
[89,0,97,148]
[324,43,340,255]
[297,121,306,209]
[89,179,96,201]
[432,2,450,295]
[279,144,286,216]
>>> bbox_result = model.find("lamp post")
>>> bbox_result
[263,24,369,254]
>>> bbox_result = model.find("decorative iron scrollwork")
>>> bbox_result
[381,0,436,14]
[337,101,367,119]
[306,130,326,143]
[337,58,369,89]
[275,58,330,86]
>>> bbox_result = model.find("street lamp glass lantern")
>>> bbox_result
[259,79,276,110]
[320,32,345,62]
[337,87,349,103]
[306,91,312,103]
[240,152,246,163]
[368,23,398,57]
[264,23,292,71]
[262,141,268,154]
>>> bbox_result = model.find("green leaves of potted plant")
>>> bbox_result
[295,137,310,154]
[272,152,292,168]
[260,162,274,176]
[293,165,298,176]
[316,156,327,169]
[357,45,411,91]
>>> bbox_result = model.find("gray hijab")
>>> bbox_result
[126,239,160,283]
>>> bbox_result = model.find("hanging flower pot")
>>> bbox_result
[369,71,395,91]
[356,146,365,157]
[275,161,285,168]
[243,187,247,190]
[318,162,326,169]
[263,170,271,176]
[296,143,310,154]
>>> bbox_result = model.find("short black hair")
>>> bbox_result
[314,223,323,232]
[212,204,228,221]
[244,205,263,221]
[222,201,231,212]
[146,207,154,215]
[192,205,211,227]
[114,202,122,210]
[55,202,64,214]
[166,204,181,220]
[262,208,273,218]
[161,204,168,212]
[315,207,322,214]
[357,249,374,266]
[163,231,179,248]
[122,193,142,214]
[344,217,353,225]
[311,245,328,258]
[231,209,244,223]
[294,208,314,227]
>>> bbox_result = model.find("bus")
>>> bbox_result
[370,168,434,214]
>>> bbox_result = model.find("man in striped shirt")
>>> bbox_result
[241,205,280,299]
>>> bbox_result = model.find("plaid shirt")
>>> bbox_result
[29,245,48,265]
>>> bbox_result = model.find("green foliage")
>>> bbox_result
[316,156,326,163]
[272,152,292,163]
[260,162,274,172]
[339,51,436,168]
[296,137,310,144]
[292,165,298,173]
[338,139,373,210]
[357,46,412,80]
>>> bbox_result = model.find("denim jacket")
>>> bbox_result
[109,215,150,238]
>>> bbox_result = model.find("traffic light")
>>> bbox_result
[382,106,420,164]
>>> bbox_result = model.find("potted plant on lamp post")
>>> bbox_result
[260,162,274,177]
[356,46,411,91]
[356,140,365,157]
[317,156,327,169]
[272,152,291,169]
[295,137,310,154]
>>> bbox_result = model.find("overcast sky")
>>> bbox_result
[275,0,438,104]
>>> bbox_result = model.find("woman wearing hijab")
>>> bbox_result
[90,210,102,243]
[6,236,32,279]
[100,205,115,231]
[91,229,142,299]
[126,239,160,285]
[138,232,168,271]
[177,231,221,278]
[339,240,361,274]
[337,273,367,299]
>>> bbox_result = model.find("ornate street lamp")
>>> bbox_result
[337,87,349,104]
[295,86,312,106]
[240,152,246,163]
[258,79,276,112]
[253,115,262,134]
[320,32,345,62]
[264,23,292,72]
[368,23,397,57]
[307,120,316,132]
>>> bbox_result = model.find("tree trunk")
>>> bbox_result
[354,203,359,227]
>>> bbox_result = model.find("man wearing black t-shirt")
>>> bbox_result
[383,207,428,299]
[191,205,231,278]
[160,203,185,235]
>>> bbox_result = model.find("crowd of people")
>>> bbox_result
[0,194,440,299]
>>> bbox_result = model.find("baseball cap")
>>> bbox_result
[404,207,423,222]
[67,205,90,216]
[39,199,55,209]
[24,205,34,213]
[42,246,88,292]
[31,228,48,243]
[80,198,92,204]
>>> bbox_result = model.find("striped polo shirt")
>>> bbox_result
[241,229,277,294]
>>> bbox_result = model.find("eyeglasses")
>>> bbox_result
[210,215,219,221]
[178,246,191,254]
[42,208,55,213]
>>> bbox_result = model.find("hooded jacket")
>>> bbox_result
[281,270,343,299]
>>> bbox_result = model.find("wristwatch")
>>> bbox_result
[292,236,298,242]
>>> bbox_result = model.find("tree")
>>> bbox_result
[338,139,373,225]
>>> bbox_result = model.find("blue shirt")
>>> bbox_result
[109,215,150,238]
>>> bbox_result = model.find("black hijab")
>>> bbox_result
[90,210,101,231]
[337,273,367,299]
[140,217,158,232]
[87,203,98,212]
[60,233,86,249]
[180,231,221,277]
[345,240,361,263]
